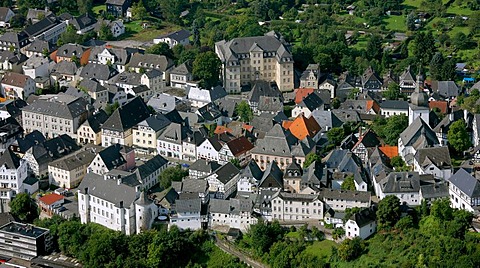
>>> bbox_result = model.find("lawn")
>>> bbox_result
[403,0,422,9]
[448,26,470,37]
[447,4,475,16]
[285,231,302,240]
[304,240,338,259]
[122,21,181,42]
[351,36,369,50]
[384,15,407,32]
[92,4,106,15]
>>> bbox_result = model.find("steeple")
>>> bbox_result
[411,65,428,107]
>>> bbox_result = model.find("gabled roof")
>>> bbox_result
[78,172,138,207]
[137,114,171,132]
[39,193,64,206]
[429,101,448,114]
[22,94,88,120]
[0,31,29,47]
[128,53,174,72]
[247,81,283,104]
[25,39,54,53]
[170,61,192,75]
[71,13,97,30]
[51,60,77,75]
[79,78,107,93]
[0,7,13,22]
[1,72,31,88]
[297,91,324,111]
[156,29,190,42]
[399,65,415,82]
[380,172,421,193]
[80,62,118,81]
[283,114,321,140]
[24,15,59,37]
[97,144,128,170]
[158,122,191,145]
[55,43,88,58]
[447,168,480,198]
[0,149,21,169]
[239,160,263,181]
[259,161,283,188]
[102,97,150,132]
[310,110,343,130]
[414,146,451,169]
[83,110,109,133]
[175,198,202,213]
[366,100,380,114]
[15,130,45,153]
[380,100,409,110]
[431,81,459,98]
[251,124,298,156]
[399,117,439,148]
[213,162,240,184]
[350,207,376,227]
[378,145,398,159]
[294,88,315,104]
[257,96,283,112]
[225,136,254,156]
[353,129,381,149]
[190,159,221,174]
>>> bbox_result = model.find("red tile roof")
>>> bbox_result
[366,100,380,114]
[214,125,232,135]
[39,193,64,206]
[379,145,398,159]
[283,114,321,140]
[226,136,254,156]
[429,101,448,114]
[243,124,254,132]
[294,88,315,104]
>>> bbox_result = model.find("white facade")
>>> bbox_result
[271,193,324,221]
[1,77,35,100]
[408,106,429,125]
[22,57,49,79]
[380,107,408,118]
[292,106,315,119]
[197,139,220,162]
[153,36,190,49]
[413,160,452,180]
[157,139,183,160]
[345,219,377,240]
[110,20,125,38]
[0,156,28,201]
[205,173,239,200]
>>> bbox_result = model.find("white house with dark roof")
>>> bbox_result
[128,53,174,80]
[205,162,240,199]
[153,29,191,48]
[378,172,421,206]
[0,31,30,52]
[0,7,14,28]
[237,160,264,193]
[218,136,254,166]
[188,159,221,179]
[70,13,98,34]
[413,146,452,179]
[398,117,440,165]
[447,168,480,213]
[1,72,35,100]
[209,198,258,231]
[319,188,371,211]
[345,207,377,240]
[196,136,224,162]
[24,39,54,58]
[22,55,49,79]
[80,62,119,86]
[78,173,158,235]
[157,122,191,160]
[170,61,193,88]
[0,149,29,203]
[379,100,409,118]
[271,191,323,221]
[188,85,227,108]
[48,149,96,189]
[133,114,171,154]
[77,110,109,145]
[169,198,205,230]
[87,144,135,175]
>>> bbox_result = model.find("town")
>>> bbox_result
[0,0,479,267]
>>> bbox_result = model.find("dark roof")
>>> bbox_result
[24,15,60,37]
[298,92,324,111]
[157,29,191,42]
[447,168,480,198]
[106,0,128,5]
[380,172,421,193]
[248,81,283,104]
[84,110,109,133]
[431,81,459,98]
[1,72,32,88]
[0,149,21,169]
[350,207,376,227]
[136,155,168,179]
[128,53,174,72]
[79,78,107,93]
[399,117,439,148]
[158,122,191,145]
[97,144,128,170]
[0,31,29,48]
[259,161,284,188]
[258,96,283,112]
[78,172,138,207]
[319,188,371,203]
[56,43,88,58]
[80,63,118,81]
[214,162,240,184]
[414,147,451,169]
[181,179,208,193]
[0,99,27,118]
[15,130,46,153]
[239,160,263,181]
[225,136,254,156]
[380,100,409,110]
[102,97,150,132]
[138,114,171,132]
[22,94,89,120]
[175,198,202,213]
[71,13,97,30]
[190,159,221,174]
[0,7,12,22]
[170,61,193,75]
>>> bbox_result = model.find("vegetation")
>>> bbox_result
[235,101,253,123]
[158,165,188,189]
[105,101,120,116]
[341,175,356,191]
[371,115,408,146]
[448,119,472,153]
[376,195,401,230]
[9,193,39,223]
[193,51,222,89]
[303,152,320,168]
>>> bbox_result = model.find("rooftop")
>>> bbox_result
[0,222,49,239]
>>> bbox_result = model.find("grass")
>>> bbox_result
[384,15,407,32]
[403,0,422,9]
[121,21,181,42]
[92,4,106,15]
[285,231,302,240]
[448,26,470,37]
[304,240,338,259]
[447,4,475,16]
[351,36,369,50]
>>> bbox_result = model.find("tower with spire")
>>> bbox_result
[408,66,429,125]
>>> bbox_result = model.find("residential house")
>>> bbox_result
[10,130,45,156]
[153,29,191,48]
[188,159,221,179]
[282,114,322,141]
[218,136,254,166]
[431,81,459,100]
[215,31,294,93]
[188,85,227,108]
[1,72,35,100]
[77,110,109,145]
[26,8,52,24]
[323,149,368,191]
[361,67,382,92]
[379,100,409,118]
[258,161,284,190]
[24,39,54,58]
[172,178,209,204]
[447,168,480,213]
[87,144,135,175]
[78,173,158,235]
[23,15,66,43]
[101,97,151,147]
[0,8,14,27]
[378,172,421,206]
[53,43,91,65]
[99,20,125,38]
[299,64,320,89]
[128,53,174,80]
[157,122,191,160]
[292,91,324,118]
[399,66,416,95]
[310,110,343,132]
[147,94,178,114]
[351,129,382,163]
[50,60,78,85]
[22,55,49,79]
[109,70,165,95]
[182,130,206,162]
[79,62,118,86]
[196,136,224,162]
[398,117,440,165]
[271,191,323,221]
[88,45,135,73]
[133,114,171,154]
[413,146,452,179]
[0,31,30,53]
[257,96,283,115]
[38,193,64,216]
[169,198,205,230]
[254,189,276,220]
[106,0,131,17]
[48,149,96,189]
[23,134,80,176]
[205,162,240,199]
[433,111,466,146]
[0,98,27,121]
[70,13,98,34]
[209,198,258,231]
[319,188,371,211]
[0,149,29,204]
[78,79,108,104]
[22,94,90,139]
[247,81,283,112]
[195,103,224,125]
[345,207,377,240]
[237,160,264,193]
[170,61,193,88]
[0,117,22,154]
[0,50,27,72]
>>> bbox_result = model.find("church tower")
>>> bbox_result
[408,67,430,125]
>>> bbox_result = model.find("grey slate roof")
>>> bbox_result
[0,32,29,49]
[319,188,371,203]
[431,81,459,98]
[380,172,421,193]
[447,168,480,198]
[414,146,451,169]
[22,94,88,120]
[129,53,174,72]
[84,110,109,133]
[70,14,97,31]
[239,160,263,181]
[399,117,439,148]
[158,122,191,145]
[0,149,21,169]
[247,81,283,104]
[97,144,128,170]
[147,94,178,113]
[380,100,409,110]
[137,114,171,132]
[102,97,150,132]
[24,15,59,38]
[257,96,283,112]
[420,184,449,200]
[350,207,376,227]
[49,149,96,171]
[15,130,45,153]
[80,63,118,81]
[78,172,138,207]
[332,109,361,123]
[181,178,208,193]
[51,60,77,75]
[190,159,221,174]
[251,124,298,156]
[136,155,168,179]
[25,39,53,53]
[213,162,240,184]
[298,92,324,111]
[79,78,107,93]
[170,61,192,75]
[0,7,12,22]
[259,161,284,188]
[310,110,343,130]
[157,29,190,42]
[175,198,202,213]
[56,43,88,58]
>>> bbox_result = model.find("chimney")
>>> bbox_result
[84,187,88,194]
[449,112,454,122]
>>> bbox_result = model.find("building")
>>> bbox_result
[22,55,50,79]
[299,64,320,89]
[79,62,119,86]
[413,146,452,179]
[169,198,205,230]
[398,117,439,165]
[399,66,416,95]
[23,15,66,43]
[78,173,158,235]
[24,39,54,58]
[447,168,480,213]
[53,43,91,65]
[48,149,96,189]
[0,149,29,203]
[0,117,22,154]
[1,72,36,100]
[0,31,30,53]
[157,122,191,160]
[188,159,221,179]
[205,162,240,199]
[133,114,171,154]
[320,188,371,211]
[291,92,324,118]
[408,72,430,125]
[188,85,227,108]
[70,13,98,34]
[0,50,27,72]
[153,29,191,48]
[0,7,15,27]
[77,110,109,145]
[106,0,131,17]
[101,97,151,147]
[170,61,193,88]
[218,136,254,166]
[209,198,258,232]
[345,207,377,240]
[87,144,135,175]
[38,193,64,216]
[0,221,52,260]
[109,70,165,95]
[271,191,323,221]
[237,160,263,193]
[378,172,421,206]
[282,114,322,141]
[379,100,409,118]
[22,94,90,139]
[128,53,174,79]
[215,31,294,93]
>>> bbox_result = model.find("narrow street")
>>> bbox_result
[214,238,267,268]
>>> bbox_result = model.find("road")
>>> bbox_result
[214,237,267,268]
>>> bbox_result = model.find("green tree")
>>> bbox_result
[341,175,355,191]
[105,101,120,115]
[412,31,436,65]
[453,32,470,50]
[146,42,174,58]
[303,152,320,168]
[331,98,341,109]
[158,0,188,24]
[406,12,416,31]
[9,193,39,223]
[158,165,188,189]
[77,0,92,14]
[377,195,401,230]
[383,115,408,145]
[235,101,253,122]
[132,0,147,20]
[98,22,114,41]
[230,158,241,169]
[192,51,221,89]
[57,220,87,257]
[390,156,409,171]
[327,127,345,146]
[338,238,365,261]
[366,34,383,61]
[384,83,402,100]
[447,120,471,152]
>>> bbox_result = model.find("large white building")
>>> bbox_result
[447,168,480,213]
[78,173,158,235]
[345,207,377,240]
[271,191,324,221]
[209,198,258,232]
[0,149,30,204]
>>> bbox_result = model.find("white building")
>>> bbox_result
[22,55,49,79]
[78,173,159,235]
[447,168,480,213]
[187,85,227,108]
[87,144,135,175]
[320,189,371,211]
[379,100,409,118]
[0,149,29,202]
[169,198,205,231]
[1,72,36,100]
[345,207,377,240]
[48,149,96,189]
[413,147,452,180]
[205,162,240,200]
[237,160,263,193]
[271,191,324,221]
[153,29,190,48]
[377,172,421,206]
[209,198,258,232]
[197,137,223,162]
[157,122,190,160]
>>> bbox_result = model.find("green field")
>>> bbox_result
[122,21,181,41]
[304,240,338,259]
[447,4,475,16]
[92,4,105,15]
[384,15,407,32]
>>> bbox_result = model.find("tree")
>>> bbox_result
[235,101,253,122]
[230,158,241,169]
[158,165,188,189]
[377,195,400,230]
[378,114,408,145]
[447,119,471,153]
[390,156,409,171]
[9,193,39,223]
[384,83,402,100]
[327,127,345,146]
[77,0,93,14]
[158,0,188,24]
[331,98,341,109]
[406,12,416,31]
[341,175,355,191]
[412,31,436,65]
[132,0,147,20]
[303,152,320,168]
[366,34,383,61]
[105,101,119,115]
[192,51,221,89]
[98,22,113,41]
[146,42,174,58]
[338,238,365,261]
[453,32,470,50]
